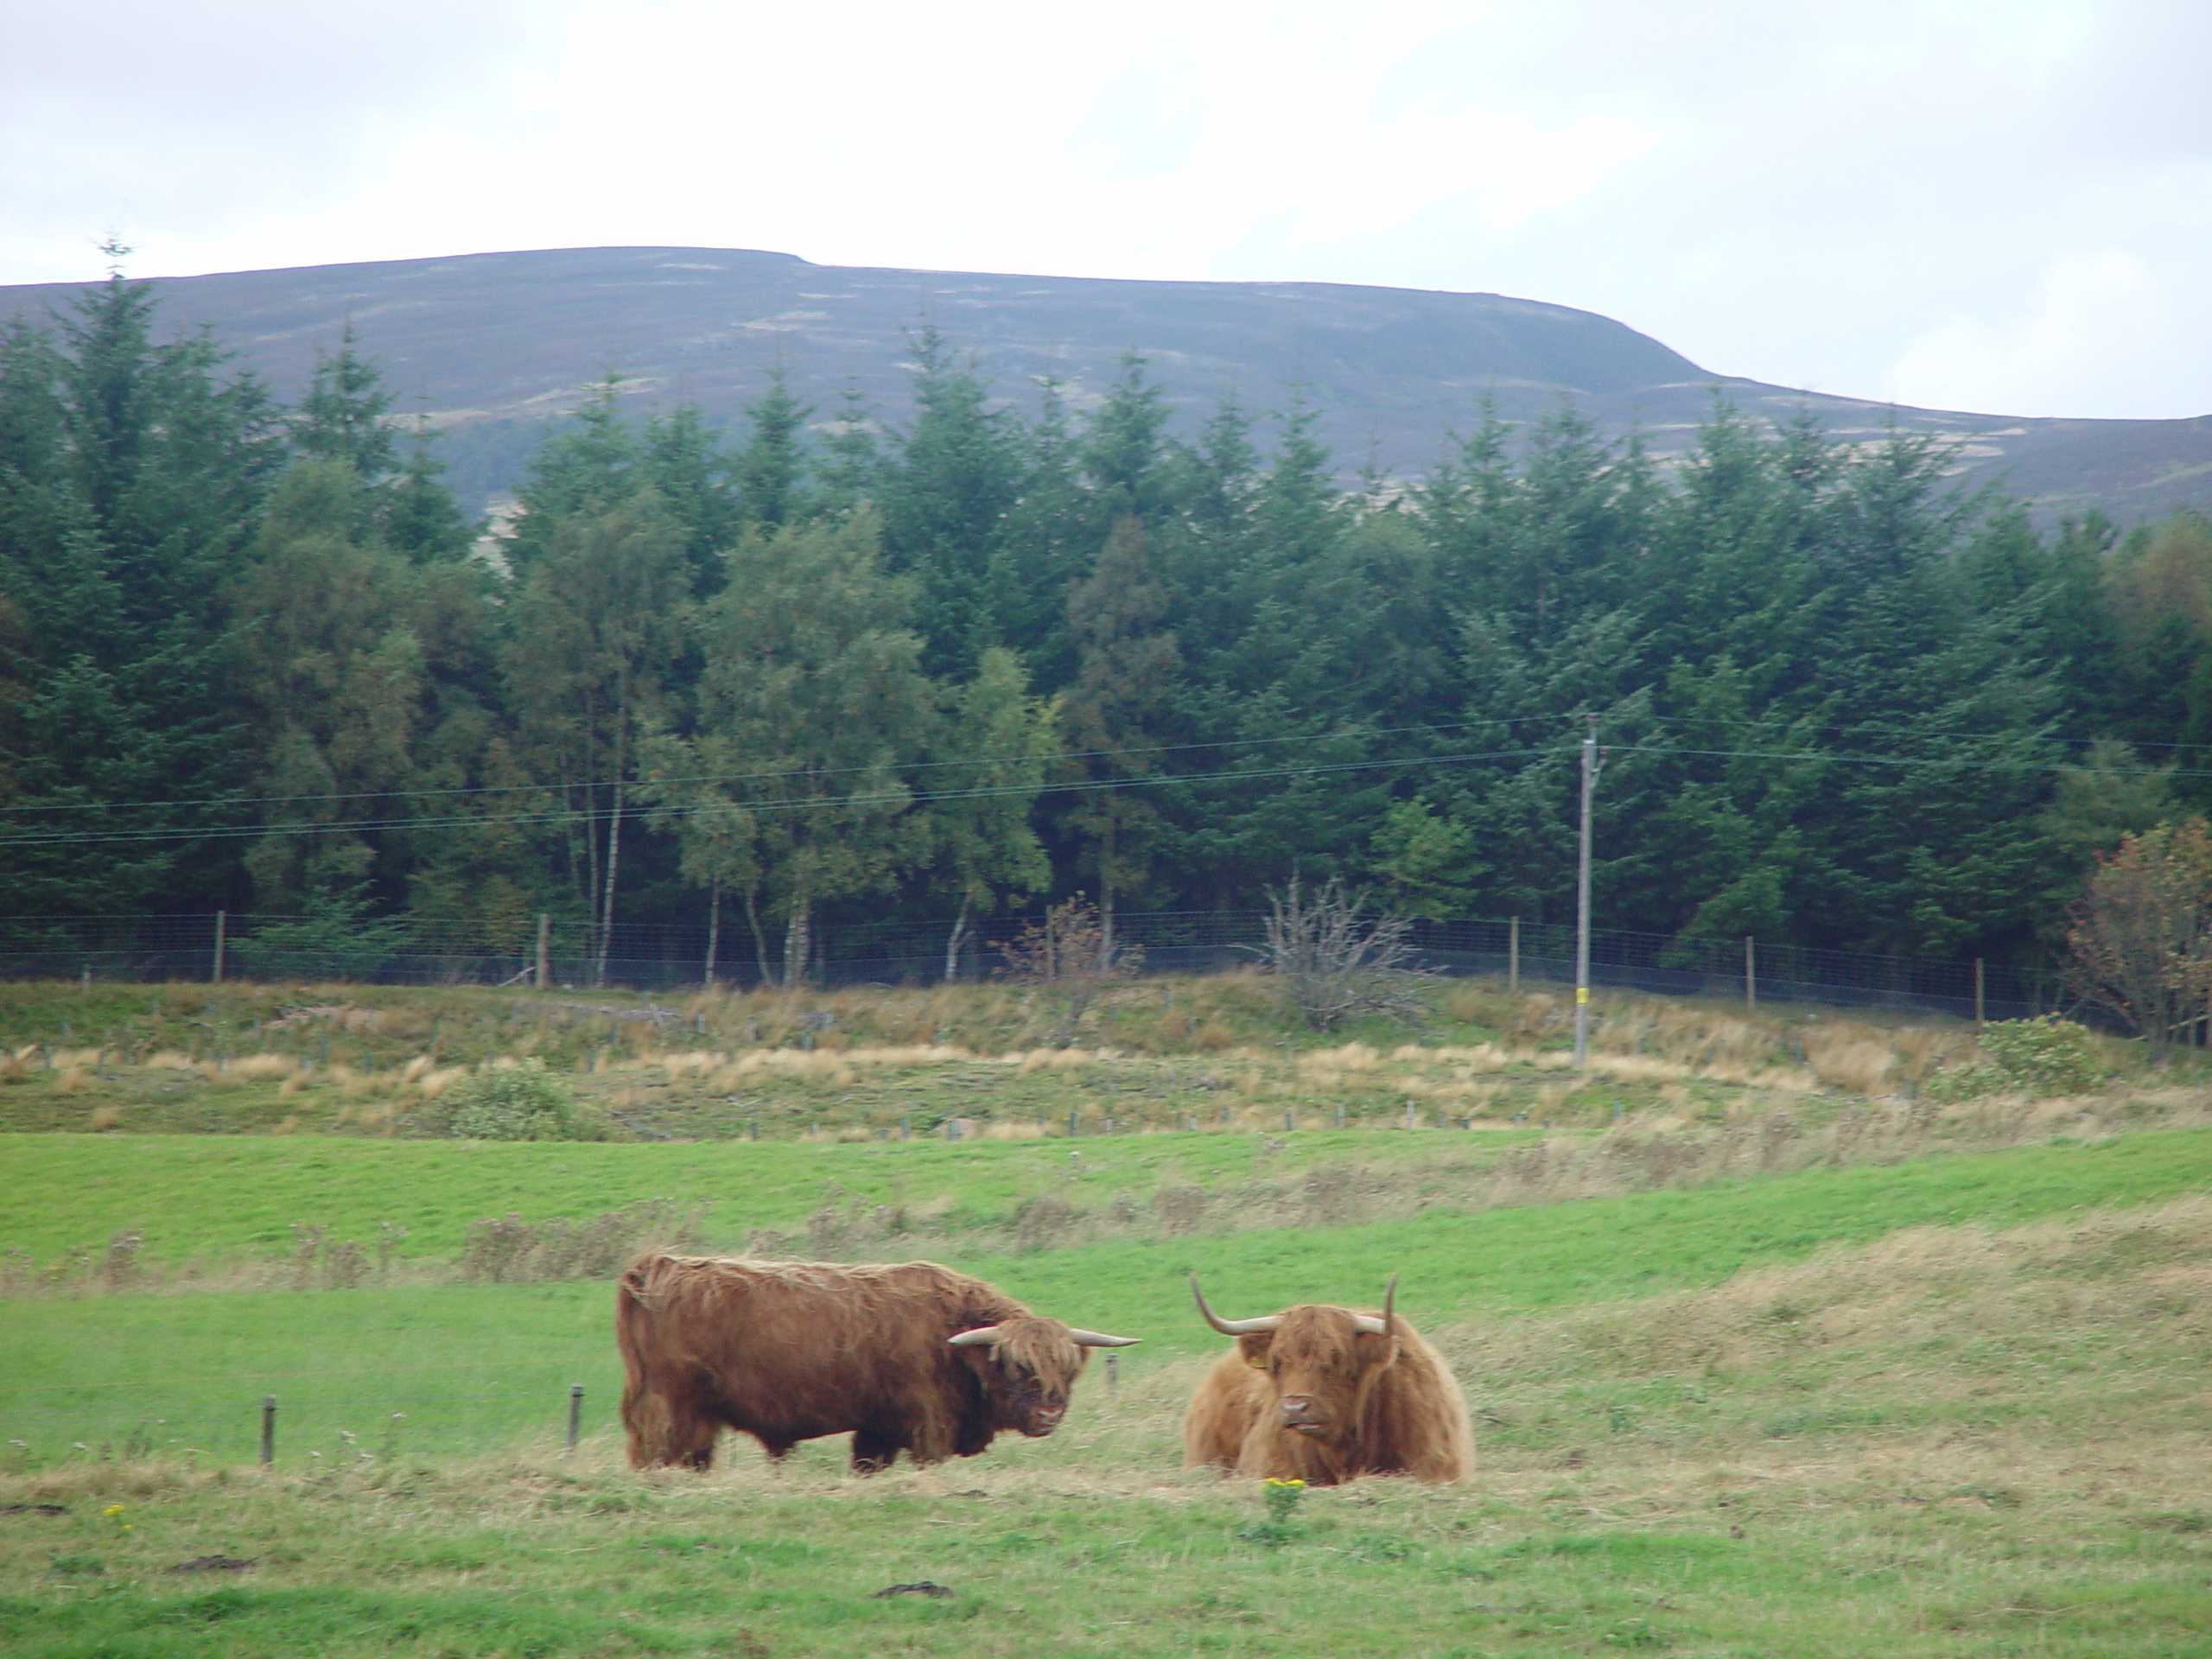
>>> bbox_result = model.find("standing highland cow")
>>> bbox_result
[1181,1274,1471,1485]
[616,1253,1136,1471]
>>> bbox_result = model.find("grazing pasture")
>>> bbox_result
[3,1187,2210,1655]
[3,977,2209,1653]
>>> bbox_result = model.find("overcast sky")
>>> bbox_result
[3,0,2205,419]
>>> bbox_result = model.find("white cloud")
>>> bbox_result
[1,0,2208,418]
[1882,250,2177,418]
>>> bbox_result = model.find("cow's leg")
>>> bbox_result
[850,1429,902,1474]
[754,1435,795,1471]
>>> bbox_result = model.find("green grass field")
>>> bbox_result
[0,1127,1531,1266]
[4,979,2211,1655]
[3,1177,2210,1656]
[6,1128,2212,1465]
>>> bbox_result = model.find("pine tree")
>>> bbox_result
[295,322,396,482]
[378,419,474,560]
[880,328,1022,675]
[0,268,282,912]
[1061,516,1182,955]
[733,364,810,530]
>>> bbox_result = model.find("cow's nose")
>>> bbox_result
[1277,1395,1322,1426]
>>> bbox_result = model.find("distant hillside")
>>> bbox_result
[3,245,2204,521]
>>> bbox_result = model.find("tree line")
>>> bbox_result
[3,266,2209,982]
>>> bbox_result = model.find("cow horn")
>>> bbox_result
[1351,1274,1399,1338]
[1190,1274,1282,1336]
[1065,1327,1140,1348]
[947,1324,1006,1347]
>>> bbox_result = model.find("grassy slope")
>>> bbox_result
[4,1192,2210,1656]
[10,1116,2212,1271]
[0,1128,1532,1263]
[7,1128,2212,1461]
[7,971,2210,1656]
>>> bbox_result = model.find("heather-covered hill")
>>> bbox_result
[3,245,2204,519]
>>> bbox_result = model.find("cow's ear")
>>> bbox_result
[1236,1332,1272,1369]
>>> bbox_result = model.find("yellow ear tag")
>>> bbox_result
[1247,1353,1268,1370]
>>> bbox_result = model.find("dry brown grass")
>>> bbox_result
[1,975,2190,1152]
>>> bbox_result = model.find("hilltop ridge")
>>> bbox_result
[3,245,2204,519]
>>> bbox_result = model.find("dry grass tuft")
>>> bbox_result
[1449,1193,2212,1389]
[1804,1031,1898,1094]
[1018,1046,1098,1074]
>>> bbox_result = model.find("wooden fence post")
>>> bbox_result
[260,1395,276,1465]
[1975,958,1986,1027]
[566,1384,583,1454]
[1745,936,1756,1012]
[1509,916,1519,992]
[536,913,550,989]
[212,911,226,984]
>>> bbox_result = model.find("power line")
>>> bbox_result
[10,702,2185,826]
[17,698,2194,827]
[0,744,1560,849]
[0,713,1541,817]
[4,713,2197,854]
[4,731,2200,852]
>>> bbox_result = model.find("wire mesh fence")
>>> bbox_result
[0,908,2061,1023]
[1,1369,621,1467]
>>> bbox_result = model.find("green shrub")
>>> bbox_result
[1926,1016,2105,1102]
[412,1065,600,1141]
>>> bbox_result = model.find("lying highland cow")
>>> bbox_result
[616,1253,1136,1471]
[1182,1273,1471,1485]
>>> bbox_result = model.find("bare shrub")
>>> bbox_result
[1153,1185,1208,1234]
[322,1239,368,1290]
[455,1201,702,1284]
[1300,1164,1363,1226]
[374,1223,407,1277]
[100,1230,141,1294]
[1012,1196,1081,1252]
[999,895,1142,1046]
[1259,877,1431,1032]
[289,1224,325,1290]
[2065,819,2212,1045]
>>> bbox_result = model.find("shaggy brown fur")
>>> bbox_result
[1182,1303,1472,1485]
[616,1253,1107,1471]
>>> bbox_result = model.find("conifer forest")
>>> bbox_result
[3,270,2204,985]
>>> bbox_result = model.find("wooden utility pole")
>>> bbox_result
[1573,724,1605,1071]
